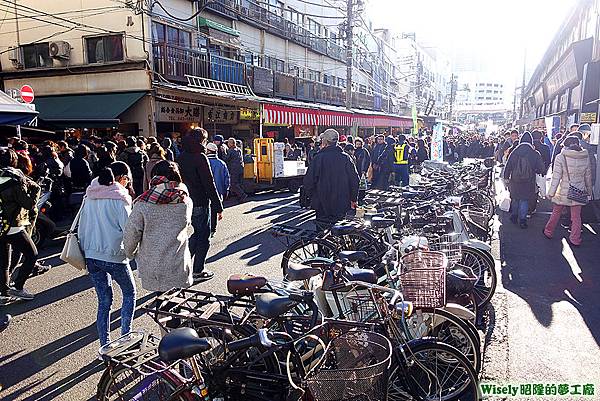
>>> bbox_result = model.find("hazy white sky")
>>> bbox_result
[367,0,577,85]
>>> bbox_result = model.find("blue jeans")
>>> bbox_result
[87,258,136,346]
[189,206,211,274]
[394,164,410,186]
[510,199,529,223]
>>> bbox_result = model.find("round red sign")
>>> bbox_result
[20,85,34,104]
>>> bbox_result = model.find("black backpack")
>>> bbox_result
[511,156,533,181]
[0,178,17,238]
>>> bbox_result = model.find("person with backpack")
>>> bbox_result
[0,149,41,304]
[503,132,545,228]
[118,136,148,197]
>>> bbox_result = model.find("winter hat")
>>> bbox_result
[214,135,224,143]
[339,134,348,142]
[206,143,218,153]
[320,129,339,144]
[519,131,533,145]
[578,123,591,133]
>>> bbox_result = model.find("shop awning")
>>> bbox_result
[263,104,353,126]
[262,103,412,127]
[0,90,38,125]
[198,17,239,36]
[35,91,146,128]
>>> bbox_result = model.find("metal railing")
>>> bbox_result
[153,43,209,82]
[206,0,345,62]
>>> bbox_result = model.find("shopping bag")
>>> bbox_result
[499,190,511,212]
[536,174,547,198]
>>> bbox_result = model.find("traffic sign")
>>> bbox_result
[20,85,34,103]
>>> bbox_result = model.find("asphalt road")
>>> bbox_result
[1,190,599,401]
[0,192,310,401]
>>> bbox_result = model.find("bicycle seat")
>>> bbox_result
[255,293,296,319]
[330,222,361,236]
[345,267,378,284]
[227,274,267,296]
[370,217,395,229]
[286,262,321,281]
[338,250,368,262]
[158,327,211,362]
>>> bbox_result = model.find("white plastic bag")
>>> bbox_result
[499,190,511,212]
[536,174,547,198]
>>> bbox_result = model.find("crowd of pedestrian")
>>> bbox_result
[0,128,248,345]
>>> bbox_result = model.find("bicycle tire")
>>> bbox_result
[402,307,482,373]
[281,237,338,275]
[97,363,191,401]
[460,247,497,309]
[389,339,481,401]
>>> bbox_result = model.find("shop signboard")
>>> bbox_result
[580,112,597,123]
[204,106,239,124]
[545,51,578,98]
[240,108,260,120]
[156,101,201,122]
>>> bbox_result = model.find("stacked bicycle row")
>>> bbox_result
[95,160,495,401]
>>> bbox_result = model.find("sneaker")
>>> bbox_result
[519,221,528,229]
[31,262,51,277]
[0,314,11,332]
[8,288,35,300]
[193,270,214,283]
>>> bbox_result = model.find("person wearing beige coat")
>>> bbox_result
[123,161,194,292]
[544,136,593,246]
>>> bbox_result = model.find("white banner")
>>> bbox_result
[544,116,554,141]
[431,122,444,162]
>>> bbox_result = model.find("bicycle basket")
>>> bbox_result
[324,287,382,322]
[304,330,392,401]
[426,234,462,267]
[400,250,447,308]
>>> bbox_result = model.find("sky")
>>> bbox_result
[366,0,578,87]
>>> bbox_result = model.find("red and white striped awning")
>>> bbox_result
[262,103,411,127]
[262,104,353,126]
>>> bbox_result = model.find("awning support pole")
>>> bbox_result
[259,104,263,139]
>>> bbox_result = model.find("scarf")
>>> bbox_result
[136,176,188,204]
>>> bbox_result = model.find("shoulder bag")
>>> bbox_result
[60,199,86,270]
[563,155,588,205]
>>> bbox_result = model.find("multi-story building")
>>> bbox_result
[0,0,411,141]
[394,33,451,119]
[522,0,600,129]
[455,72,509,124]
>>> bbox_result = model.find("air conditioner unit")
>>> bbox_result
[49,41,71,59]
[8,47,23,69]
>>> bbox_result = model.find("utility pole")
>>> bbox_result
[345,0,354,109]
[519,50,527,120]
[448,73,457,122]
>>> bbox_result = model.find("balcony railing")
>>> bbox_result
[153,43,209,83]
[206,0,345,62]
[153,43,366,109]
[153,43,246,86]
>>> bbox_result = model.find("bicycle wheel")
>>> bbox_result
[281,238,338,275]
[389,340,480,401]
[460,247,497,309]
[97,364,190,401]
[462,192,494,219]
[402,308,482,373]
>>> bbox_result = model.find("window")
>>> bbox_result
[260,55,285,72]
[86,35,124,63]
[22,43,51,68]
[307,18,320,35]
[153,22,191,47]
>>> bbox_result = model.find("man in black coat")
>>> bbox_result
[503,132,545,228]
[177,129,224,281]
[354,137,371,176]
[303,129,359,228]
